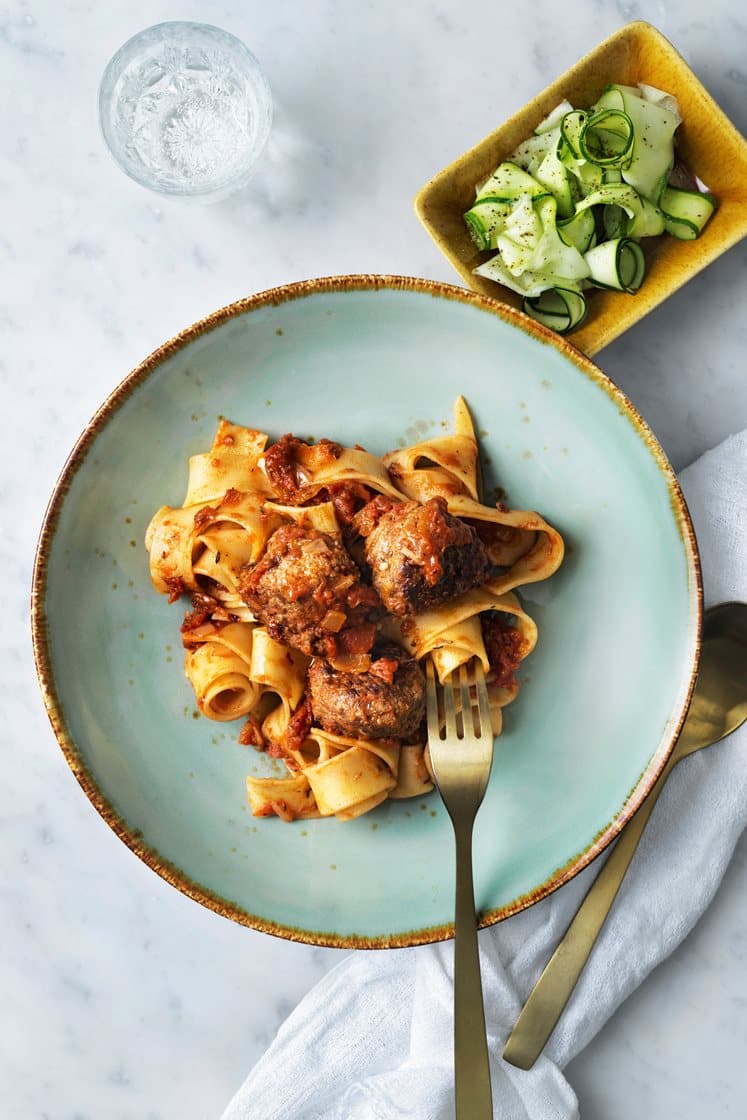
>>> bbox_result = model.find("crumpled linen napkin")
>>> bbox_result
[221,430,747,1120]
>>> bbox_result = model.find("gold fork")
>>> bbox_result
[426,659,494,1119]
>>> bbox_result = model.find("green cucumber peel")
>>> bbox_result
[580,108,635,167]
[523,287,587,333]
[663,215,699,240]
[559,110,587,161]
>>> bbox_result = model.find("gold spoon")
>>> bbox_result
[503,600,747,1069]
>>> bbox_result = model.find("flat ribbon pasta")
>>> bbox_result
[146,491,285,606]
[185,421,273,504]
[248,627,309,744]
[409,587,538,734]
[264,500,341,537]
[261,440,404,502]
[389,744,434,799]
[184,622,260,721]
[245,773,320,821]
[384,396,480,502]
[287,729,399,819]
[183,622,308,745]
[407,585,537,669]
[145,503,202,595]
[446,495,564,593]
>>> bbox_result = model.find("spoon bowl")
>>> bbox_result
[677,601,747,757]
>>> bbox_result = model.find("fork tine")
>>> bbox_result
[425,659,441,740]
[474,662,492,738]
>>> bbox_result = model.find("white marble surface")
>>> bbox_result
[4,1,746,1116]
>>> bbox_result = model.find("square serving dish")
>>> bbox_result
[414,21,747,356]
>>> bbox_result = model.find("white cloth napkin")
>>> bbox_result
[221,430,747,1120]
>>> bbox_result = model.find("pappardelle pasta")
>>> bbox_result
[145,399,564,822]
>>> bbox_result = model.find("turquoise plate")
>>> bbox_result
[32,276,700,948]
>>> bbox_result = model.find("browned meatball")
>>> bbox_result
[308,643,425,740]
[238,525,380,657]
[360,496,491,616]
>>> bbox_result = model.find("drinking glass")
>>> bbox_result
[98,21,272,201]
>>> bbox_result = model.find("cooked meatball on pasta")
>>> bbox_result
[238,524,380,658]
[358,496,491,616]
[308,643,426,741]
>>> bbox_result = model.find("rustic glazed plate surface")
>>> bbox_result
[414,21,747,356]
[33,276,700,947]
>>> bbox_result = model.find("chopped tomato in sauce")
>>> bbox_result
[164,576,187,604]
[369,657,399,685]
[262,434,305,500]
[481,614,525,688]
[283,697,313,753]
[324,481,375,526]
[263,435,342,501]
[193,505,219,531]
[334,623,377,656]
[238,718,265,749]
[352,494,397,538]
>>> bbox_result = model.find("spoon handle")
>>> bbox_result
[502,749,677,1069]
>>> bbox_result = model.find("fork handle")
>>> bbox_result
[453,819,493,1118]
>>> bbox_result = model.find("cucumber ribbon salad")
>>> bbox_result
[464,84,716,333]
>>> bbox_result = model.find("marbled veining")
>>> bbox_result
[3,1,746,1116]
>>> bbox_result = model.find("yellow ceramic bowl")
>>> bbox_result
[414,21,747,356]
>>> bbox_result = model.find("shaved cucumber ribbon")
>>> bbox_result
[584,238,646,292]
[660,185,717,239]
[579,108,634,167]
